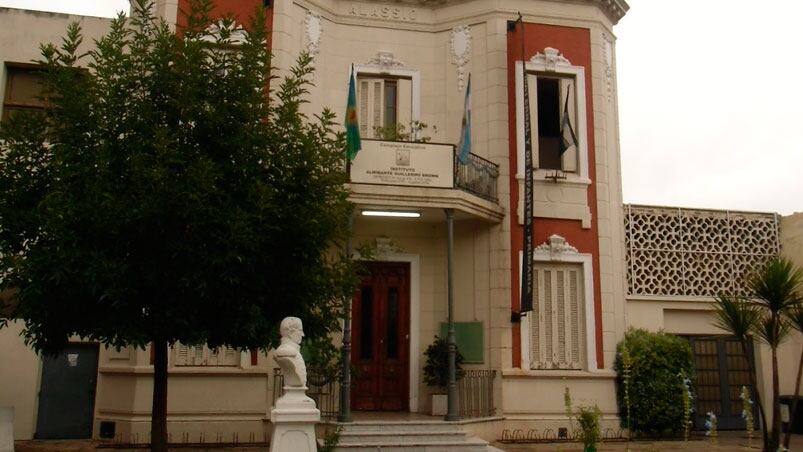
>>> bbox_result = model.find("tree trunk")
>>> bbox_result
[783,346,803,449]
[770,345,780,452]
[741,340,769,450]
[151,339,169,452]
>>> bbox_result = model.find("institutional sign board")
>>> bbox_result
[350,140,454,188]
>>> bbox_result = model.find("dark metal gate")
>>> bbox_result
[687,336,757,430]
[35,343,99,439]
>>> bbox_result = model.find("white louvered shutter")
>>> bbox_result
[530,264,585,370]
[175,343,191,366]
[358,77,385,138]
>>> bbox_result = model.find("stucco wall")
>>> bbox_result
[780,212,803,399]
[0,322,41,440]
[0,8,112,116]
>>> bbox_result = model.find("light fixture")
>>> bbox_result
[361,209,421,218]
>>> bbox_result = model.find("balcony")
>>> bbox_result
[348,140,503,222]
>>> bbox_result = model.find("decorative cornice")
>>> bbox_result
[594,0,629,24]
[340,0,628,24]
[529,47,571,72]
[363,51,406,69]
[534,234,579,259]
[450,25,471,92]
[304,10,323,65]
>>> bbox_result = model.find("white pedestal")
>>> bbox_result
[431,394,448,416]
[270,387,319,452]
[0,406,13,452]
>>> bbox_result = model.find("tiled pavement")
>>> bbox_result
[13,432,803,451]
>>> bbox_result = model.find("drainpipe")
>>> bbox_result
[445,208,460,421]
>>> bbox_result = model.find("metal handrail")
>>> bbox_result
[454,152,500,203]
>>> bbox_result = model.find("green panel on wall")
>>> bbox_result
[439,322,484,364]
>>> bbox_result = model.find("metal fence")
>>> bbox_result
[272,368,340,420]
[455,152,499,203]
[458,369,496,418]
[272,368,496,420]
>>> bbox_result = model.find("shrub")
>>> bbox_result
[614,329,695,436]
[577,405,602,451]
[423,335,464,389]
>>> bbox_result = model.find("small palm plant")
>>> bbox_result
[712,257,802,452]
[783,306,803,450]
[712,294,767,446]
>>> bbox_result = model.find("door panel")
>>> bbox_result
[351,262,410,411]
[35,343,99,439]
[687,336,757,430]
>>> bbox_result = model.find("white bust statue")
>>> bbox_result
[274,316,307,387]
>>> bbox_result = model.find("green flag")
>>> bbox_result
[345,66,361,161]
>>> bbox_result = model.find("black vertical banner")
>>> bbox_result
[519,15,534,314]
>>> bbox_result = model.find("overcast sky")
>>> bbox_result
[1,0,800,215]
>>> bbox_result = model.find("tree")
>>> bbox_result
[783,305,803,449]
[0,1,356,450]
[712,294,768,447]
[712,257,802,452]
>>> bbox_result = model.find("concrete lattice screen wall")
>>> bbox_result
[624,205,780,298]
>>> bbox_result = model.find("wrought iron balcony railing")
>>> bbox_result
[454,152,499,204]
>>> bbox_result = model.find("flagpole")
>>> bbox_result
[518,13,535,316]
[339,63,357,423]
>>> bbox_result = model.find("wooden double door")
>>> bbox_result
[351,261,410,411]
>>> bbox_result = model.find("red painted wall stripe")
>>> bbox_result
[506,23,604,369]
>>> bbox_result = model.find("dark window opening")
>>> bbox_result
[536,77,561,170]
[384,80,397,128]
[3,65,45,122]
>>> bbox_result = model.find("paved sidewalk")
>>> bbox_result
[494,432,803,451]
[14,433,803,451]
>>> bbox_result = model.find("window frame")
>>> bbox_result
[2,63,47,121]
[515,49,589,183]
[519,238,597,372]
[353,64,420,139]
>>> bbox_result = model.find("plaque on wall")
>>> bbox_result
[350,140,454,189]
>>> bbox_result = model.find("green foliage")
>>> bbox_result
[576,405,602,451]
[0,0,357,354]
[712,294,762,342]
[564,386,574,436]
[372,120,437,143]
[301,336,344,383]
[748,257,801,348]
[423,335,464,388]
[620,342,633,438]
[614,329,695,436]
[679,369,693,441]
[319,425,341,452]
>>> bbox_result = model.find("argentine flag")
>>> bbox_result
[457,74,472,164]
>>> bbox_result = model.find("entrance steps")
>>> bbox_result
[327,419,504,452]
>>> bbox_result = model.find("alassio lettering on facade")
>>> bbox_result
[349,3,417,21]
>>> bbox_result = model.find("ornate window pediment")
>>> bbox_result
[534,234,579,260]
[529,47,571,72]
[363,51,407,70]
